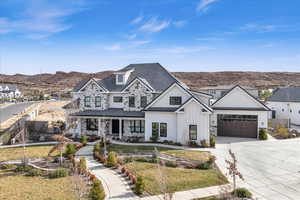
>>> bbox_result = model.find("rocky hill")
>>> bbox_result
[1,71,300,95]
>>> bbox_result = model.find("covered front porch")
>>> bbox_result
[69,108,145,141]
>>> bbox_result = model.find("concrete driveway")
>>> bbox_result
[212,137,300,200]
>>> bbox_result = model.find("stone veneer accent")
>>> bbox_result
[123,80,153,111]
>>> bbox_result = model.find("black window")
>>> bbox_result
[113,96,123,103]
[117,74,124,83]
[189,125,197,140]
[129,120,145,133]
[141,96,147,107]
[160,123,167,137]
[95,96,101,107]
[84,96,91,107]
[152,122,159,137]
[169,96,182,105]
[129,96,135,107]
[86,119,98,131]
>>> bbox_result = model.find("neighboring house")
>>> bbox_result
[199,85,259,100]
[66,63,270,144]
[266,86,300,125]
[0,84,22,100]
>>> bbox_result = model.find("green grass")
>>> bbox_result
[162,150,211,162]
[125,162,228,195]
[0,145,59,162]
[0,169,78,200]
[107,144,173,153]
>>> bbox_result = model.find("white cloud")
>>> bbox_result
[129,40,150,47]
[104,44,121,51]
[173,20,187,28]
[0,1,87,39]
[131,16,143,25]
[196,0,218,13]
[156,46,215,54]
[124,33,137,40]
[139,17,170,33]
[240,24,276,32]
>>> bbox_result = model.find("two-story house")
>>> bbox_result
[67,63,270,144]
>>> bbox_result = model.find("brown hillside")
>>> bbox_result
[1,71,300,95]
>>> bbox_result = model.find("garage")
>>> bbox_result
[217,114,258,138]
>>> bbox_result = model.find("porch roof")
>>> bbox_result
[71,108,145,118]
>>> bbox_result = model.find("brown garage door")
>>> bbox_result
[217,114,258,138]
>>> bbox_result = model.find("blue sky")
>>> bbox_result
[1,0,300,74]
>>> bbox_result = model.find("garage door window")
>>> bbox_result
[189,125,197,140]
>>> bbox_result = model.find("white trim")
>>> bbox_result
[175,97,213,113]
[79,78,108,92]
[121,77,154,92]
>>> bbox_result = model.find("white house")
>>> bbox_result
[0,84,22,100]
[66,63,270,145]
[266,86,300,125]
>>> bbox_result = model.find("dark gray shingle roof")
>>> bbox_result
[71,108,145,118]
[0,84,18,91]
[268,87,300,102]
[74,63,177,92]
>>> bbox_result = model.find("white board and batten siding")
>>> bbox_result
[176,100,210,144]
[267,101,300,125]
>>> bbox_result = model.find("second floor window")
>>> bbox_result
[140,96,147,107]
[84,96,91,107]
[95,96,101,107]
[129,96,135,107]
[169,96,182,105]
[113,96,123,103]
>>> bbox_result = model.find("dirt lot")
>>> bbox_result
[34,101,70,122]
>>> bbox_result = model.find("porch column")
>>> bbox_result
[119,119,122,139]
[98,118,101,137]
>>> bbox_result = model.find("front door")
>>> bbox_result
[112,119,119,135]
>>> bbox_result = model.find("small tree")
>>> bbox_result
[225,149,244,196]
[134,176,145,195]
[65,143,77,158]
[94,143,101,154]
[106,152,117,167]
[80,134,88,146]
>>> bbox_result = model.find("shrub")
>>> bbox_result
[150,135,159,143]
[277,126,289,137]
[26,168,42,177]
[106,152,117,167]
[123,156,134,163]
[210,135,216,147]
[14,165,32,173]
[0,164,14,170]
[196,162,212,170]
[79,157,87,174]
[200,140,209,148]
[232,188,252,198]
[165,161,177,168]
[188,141,199,147]
[89,179,105,200]
[94,143,101,154]
[130,175,137,184]
[121,167,126,174]
[208,155,216,165]
[174,142,182,146]
[49,168,68,178]
[134,176,145,195]
[259,128,268,140]
[80,134,88,146]
[65,143,77,158]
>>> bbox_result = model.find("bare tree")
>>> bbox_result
[154,148,174,200]
[225,149,244,196]
[48,121,78,165]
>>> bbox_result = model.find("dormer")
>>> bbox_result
[114,68,134,85]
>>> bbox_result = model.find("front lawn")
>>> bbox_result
[124,162,228,195]
[0,145,58,162]
[162,150,211,162]
[107,144,173,153]
[0,169,78,200]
